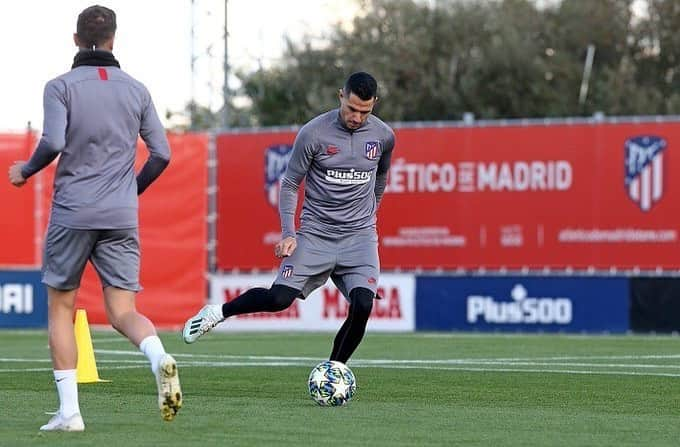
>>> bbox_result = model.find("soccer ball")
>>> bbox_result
[307,360,357,406]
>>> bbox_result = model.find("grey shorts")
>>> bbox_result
[42,224,141,292]
[273,228,379,299]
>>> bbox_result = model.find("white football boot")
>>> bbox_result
[182,304,224,343]
[156,354,182,421]
[40,412,85,432]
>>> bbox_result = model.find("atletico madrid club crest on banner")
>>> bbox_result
[624,135,667,212]
[264,144,294,210]
[365,141,379,160]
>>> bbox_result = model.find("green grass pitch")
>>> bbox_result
[1,330,680,446]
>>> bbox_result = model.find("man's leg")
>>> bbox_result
[330,287,374,363]
[331,228,379,364]
[40,286,85,431]
[183,284,300,343]
[222,284,300,316]
[40,224,92,431]
[92,227,181,421]
[184,232,333,343]
[103,287,157,355]
[103,286,182,421]
[93,228,159,367]
[47,287,78,371]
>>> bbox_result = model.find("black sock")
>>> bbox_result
[330,287,374,363]
[330,318,352,361]
[222,284,300,318]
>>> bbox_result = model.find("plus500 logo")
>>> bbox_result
[466,284,572,324]
[0,284,34,314]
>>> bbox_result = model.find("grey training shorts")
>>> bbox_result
[42,224,141,292]
[273,228,379,299]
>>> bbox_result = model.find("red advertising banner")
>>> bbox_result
[216,121,680,271]
[0,132,37,266]
[217,131,297,269]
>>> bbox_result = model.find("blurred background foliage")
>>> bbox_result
[188,0,680,128]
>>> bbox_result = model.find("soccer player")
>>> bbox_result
[183,72,395,365]
[7,6,181,431]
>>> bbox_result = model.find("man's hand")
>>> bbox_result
[8,161,27,187]
[275,236,297,258]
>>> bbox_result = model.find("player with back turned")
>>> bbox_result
[183,71,395,366]
[7,5,181,431]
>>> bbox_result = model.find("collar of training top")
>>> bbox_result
[71,50,121,69]
[335,109,365,133]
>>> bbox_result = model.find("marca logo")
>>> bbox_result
[466,284,572,324]
[624,135,666,212]
[264,144,294,209]
[0,284,34,314]
[322,286,403,319]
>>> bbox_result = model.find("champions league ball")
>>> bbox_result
[308,360,357,406]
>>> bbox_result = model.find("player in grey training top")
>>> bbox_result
[278,103,394,240]
[8,5,181,431]
[184,72,395,366]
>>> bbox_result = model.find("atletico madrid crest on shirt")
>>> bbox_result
[281,265,294,278]
[365,141,379,160]
[624,135,666,212]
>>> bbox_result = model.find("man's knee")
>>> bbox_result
[269,284,299,310]
[349,287,374,317]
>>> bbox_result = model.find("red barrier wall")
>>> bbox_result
[0,133,208,327]
[0,132,36,266]
[216,122,679,271]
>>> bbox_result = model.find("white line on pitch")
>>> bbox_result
[4,355,680,370]
[2,360,680,378]
[91,349,680,363]
[366,364,680,378]
[5,350,680,372]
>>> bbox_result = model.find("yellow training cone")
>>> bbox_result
[74,309,109,383]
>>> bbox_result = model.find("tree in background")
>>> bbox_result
[630,0,680,114]
[185,0,678,128]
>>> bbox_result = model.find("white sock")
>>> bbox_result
[139,335,167,375]
[54,369,80,418]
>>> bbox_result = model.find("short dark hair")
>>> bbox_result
[343,72,378,101]
[77,5,116,49]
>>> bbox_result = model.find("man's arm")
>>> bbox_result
[19,80,69,180]
[137,91,170,195]
[279,127,315,238]
[374,128,395,207]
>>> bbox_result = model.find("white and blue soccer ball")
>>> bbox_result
[308,360,357,406]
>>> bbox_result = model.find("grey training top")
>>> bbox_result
[279,109,395,238]
[22,63,170,229]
